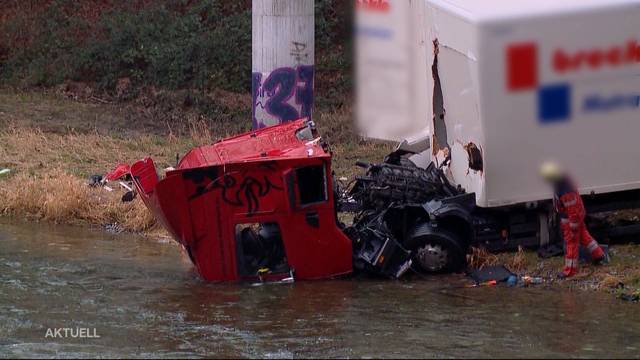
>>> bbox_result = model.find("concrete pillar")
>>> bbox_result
[252,0,315,129]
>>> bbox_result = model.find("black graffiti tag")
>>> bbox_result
[190,173,283,215]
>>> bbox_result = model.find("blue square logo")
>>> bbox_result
[538,84,571,123]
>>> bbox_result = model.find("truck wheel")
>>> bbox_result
[405,223,466,273]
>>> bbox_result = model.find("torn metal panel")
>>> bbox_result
[431,39,450,158]
[424,3,485,205]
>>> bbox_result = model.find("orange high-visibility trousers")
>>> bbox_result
[561,220,604,277]
[558,191,604,277]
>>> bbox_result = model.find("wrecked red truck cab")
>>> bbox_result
[131,119,465,282]
[131,119,353,282]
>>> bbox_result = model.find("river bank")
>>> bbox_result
[1,89,639,299]
[475,247,640,300]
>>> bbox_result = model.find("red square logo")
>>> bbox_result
[507,43,538,91]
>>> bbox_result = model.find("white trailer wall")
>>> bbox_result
[356,0,640,208]
[478,3,640,206]
[355,0,430,142]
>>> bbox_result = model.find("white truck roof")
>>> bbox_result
[429,0,640,22]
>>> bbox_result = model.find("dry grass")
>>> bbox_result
[0,169,156,232]
[0,124,199,178]
[468,246,534,273]
[597,274,624,290]
[507,246,527,273]
[0,93,188,234]
[467,247,499,270]
[0,90,390,235]
[0,92,389,179]
[187,117,215,146]
[0,120,383,235]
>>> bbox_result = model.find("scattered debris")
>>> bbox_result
[0,168,10,177]
[105,223,125,234]
[466,252,548,288]
[521,276,543,286]
[469,265,513,284]
[88,175,103,187]
[467,265,545,288]
[119,181,136,202]
[466,280,497,288]
[119,181,133,192]
[89,164,137,203]
[619,292,640,302]
[431,39,450,159]
[87,164,137,203]
[105,163,131,182]
[121,191,136,203]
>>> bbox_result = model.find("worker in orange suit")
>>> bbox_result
[540,162,605,278]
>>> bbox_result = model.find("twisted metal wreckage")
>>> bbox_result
[122,119,637,283]
[121,119,480,282]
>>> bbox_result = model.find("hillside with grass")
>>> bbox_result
[0,0,381,226]
[0,0,351,110]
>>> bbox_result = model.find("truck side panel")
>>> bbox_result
[479,5,640,207]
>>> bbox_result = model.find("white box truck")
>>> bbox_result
[356,0,640,252]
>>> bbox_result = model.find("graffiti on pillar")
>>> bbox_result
[253,40,314,129]
[252,65,315,129]
[291,41,310,64]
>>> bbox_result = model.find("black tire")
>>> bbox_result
[405,223,467,273]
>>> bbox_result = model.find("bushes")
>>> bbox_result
[74,2,251,92]
[0,0,350,103]
[315,0,353,108]
[0,1,92,87]
[1,0,252,93]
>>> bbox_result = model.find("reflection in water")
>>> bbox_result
[1,220,639,358]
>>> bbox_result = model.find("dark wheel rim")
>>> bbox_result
[415,243,449,272]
